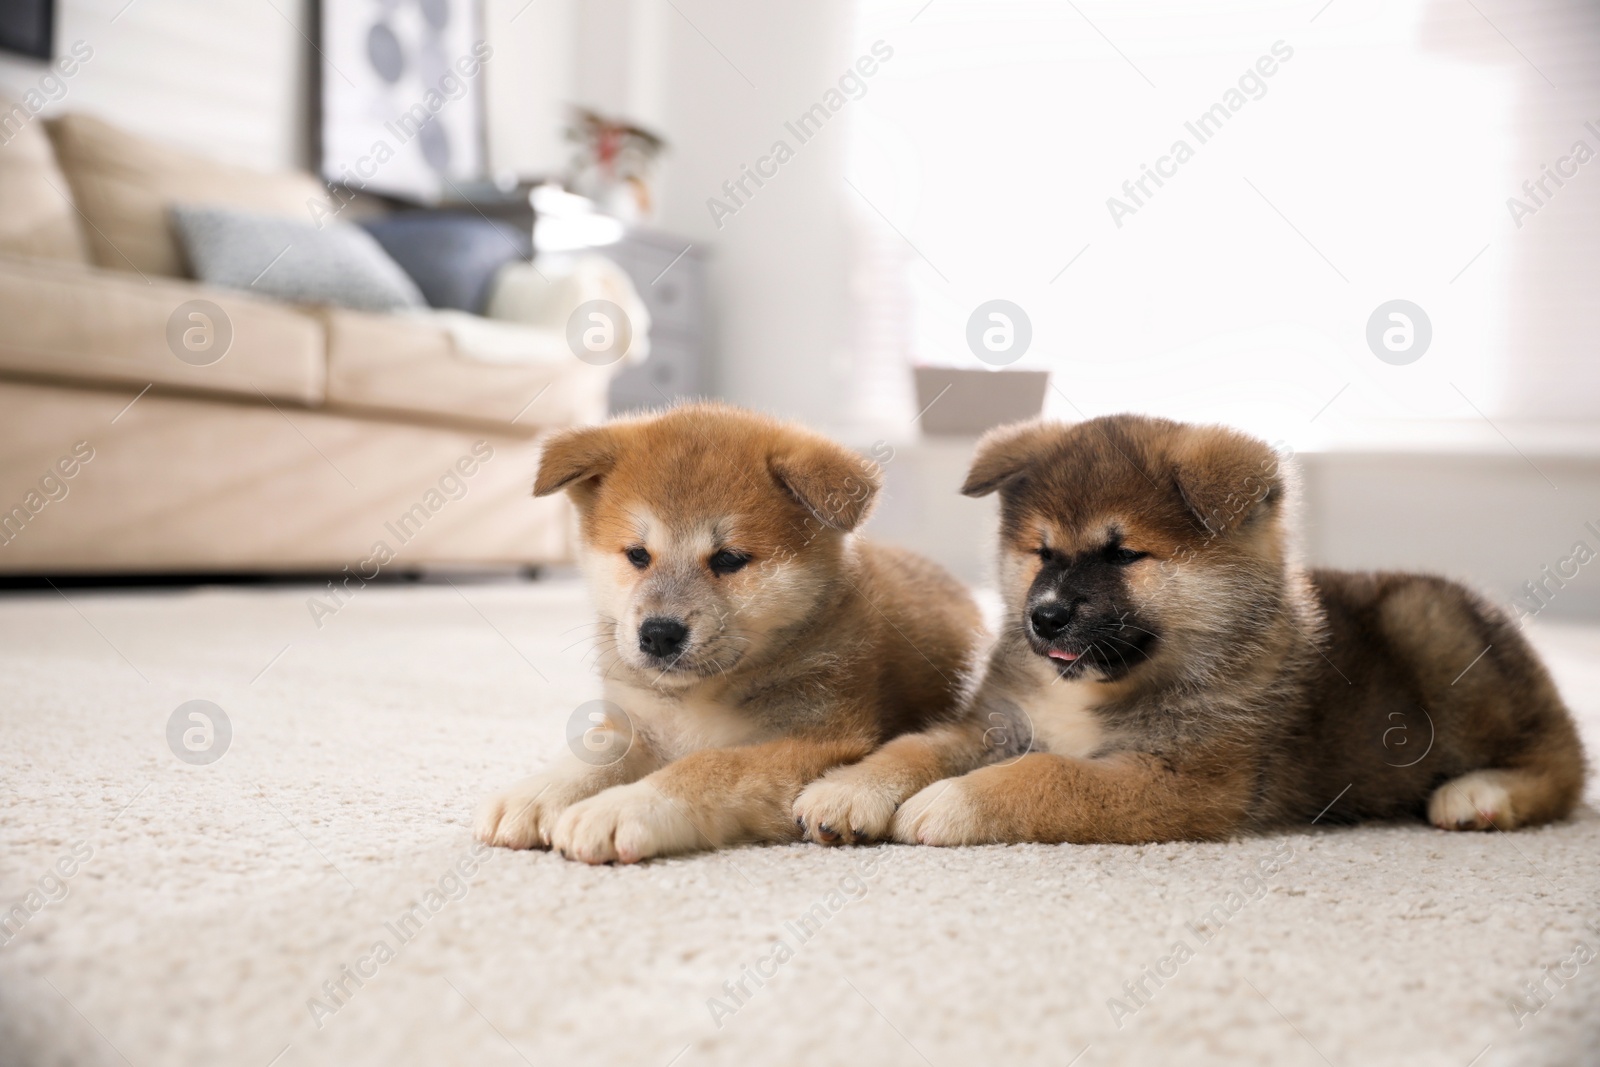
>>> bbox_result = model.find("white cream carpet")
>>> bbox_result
[1,578,1597,1067]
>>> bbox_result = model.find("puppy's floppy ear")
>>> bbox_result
[961,420,1055,497]
[1169,425,1286,537]
[769,436,881,532]
[533,425,619,498]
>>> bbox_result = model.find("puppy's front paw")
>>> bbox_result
[794,776,899,844]
[475,773,583,850]
[1429,771,1514,831]
[890,778,987,846]
[550,782,704,864]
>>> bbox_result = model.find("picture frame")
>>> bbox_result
[0,0,54,61]
[316,0,487,204]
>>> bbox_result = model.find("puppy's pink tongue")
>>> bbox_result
[1049,650,1079,661]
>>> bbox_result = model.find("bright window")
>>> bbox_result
[848,0,1600,445]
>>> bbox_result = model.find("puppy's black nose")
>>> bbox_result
[638,617,688,658]
[1030,602,1076,640]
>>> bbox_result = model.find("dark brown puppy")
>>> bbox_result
[794,414,1586,845]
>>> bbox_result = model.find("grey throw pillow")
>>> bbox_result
[170,204,426,312]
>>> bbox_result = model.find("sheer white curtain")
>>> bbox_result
[845,0,1600,445]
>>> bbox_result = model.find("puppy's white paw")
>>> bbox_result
[890,778,987,846]
[551,782,703,864]
[475,772,585,850]
[794,775,900,845]
[1429,771,1514,831]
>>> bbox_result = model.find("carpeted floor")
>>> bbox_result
[1,578,1597,1067]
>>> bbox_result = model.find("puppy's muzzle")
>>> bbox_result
[638,616,689,661]
[1029,599,1086,665]
[1029,600,1079,640]
[1030,598,1081,639]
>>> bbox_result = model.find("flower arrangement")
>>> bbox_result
[564,107,667,222]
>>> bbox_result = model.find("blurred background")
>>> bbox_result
[1,0,1597,618]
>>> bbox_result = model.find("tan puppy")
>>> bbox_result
[795,414,1586,845]
[475,403,984,863]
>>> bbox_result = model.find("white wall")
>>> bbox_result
[645,0,860,431]
[0,0,313,171]
[481,0,573,182]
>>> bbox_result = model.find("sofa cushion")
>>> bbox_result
[360,212,532,313]
[320,307,611,431]
[171,205,426,313]
[0,101,90,263]
[45,112,332,278]
[0,253,324,404]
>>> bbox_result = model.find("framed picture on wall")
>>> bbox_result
[0,0,54,60]
[319,0,487,203]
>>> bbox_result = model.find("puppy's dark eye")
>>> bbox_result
[1109,546,1148,565]
[708,549,750,575]
[1036,546,1056,564]
[624,546,651,569]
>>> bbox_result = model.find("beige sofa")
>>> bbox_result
[0,109,613,574]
